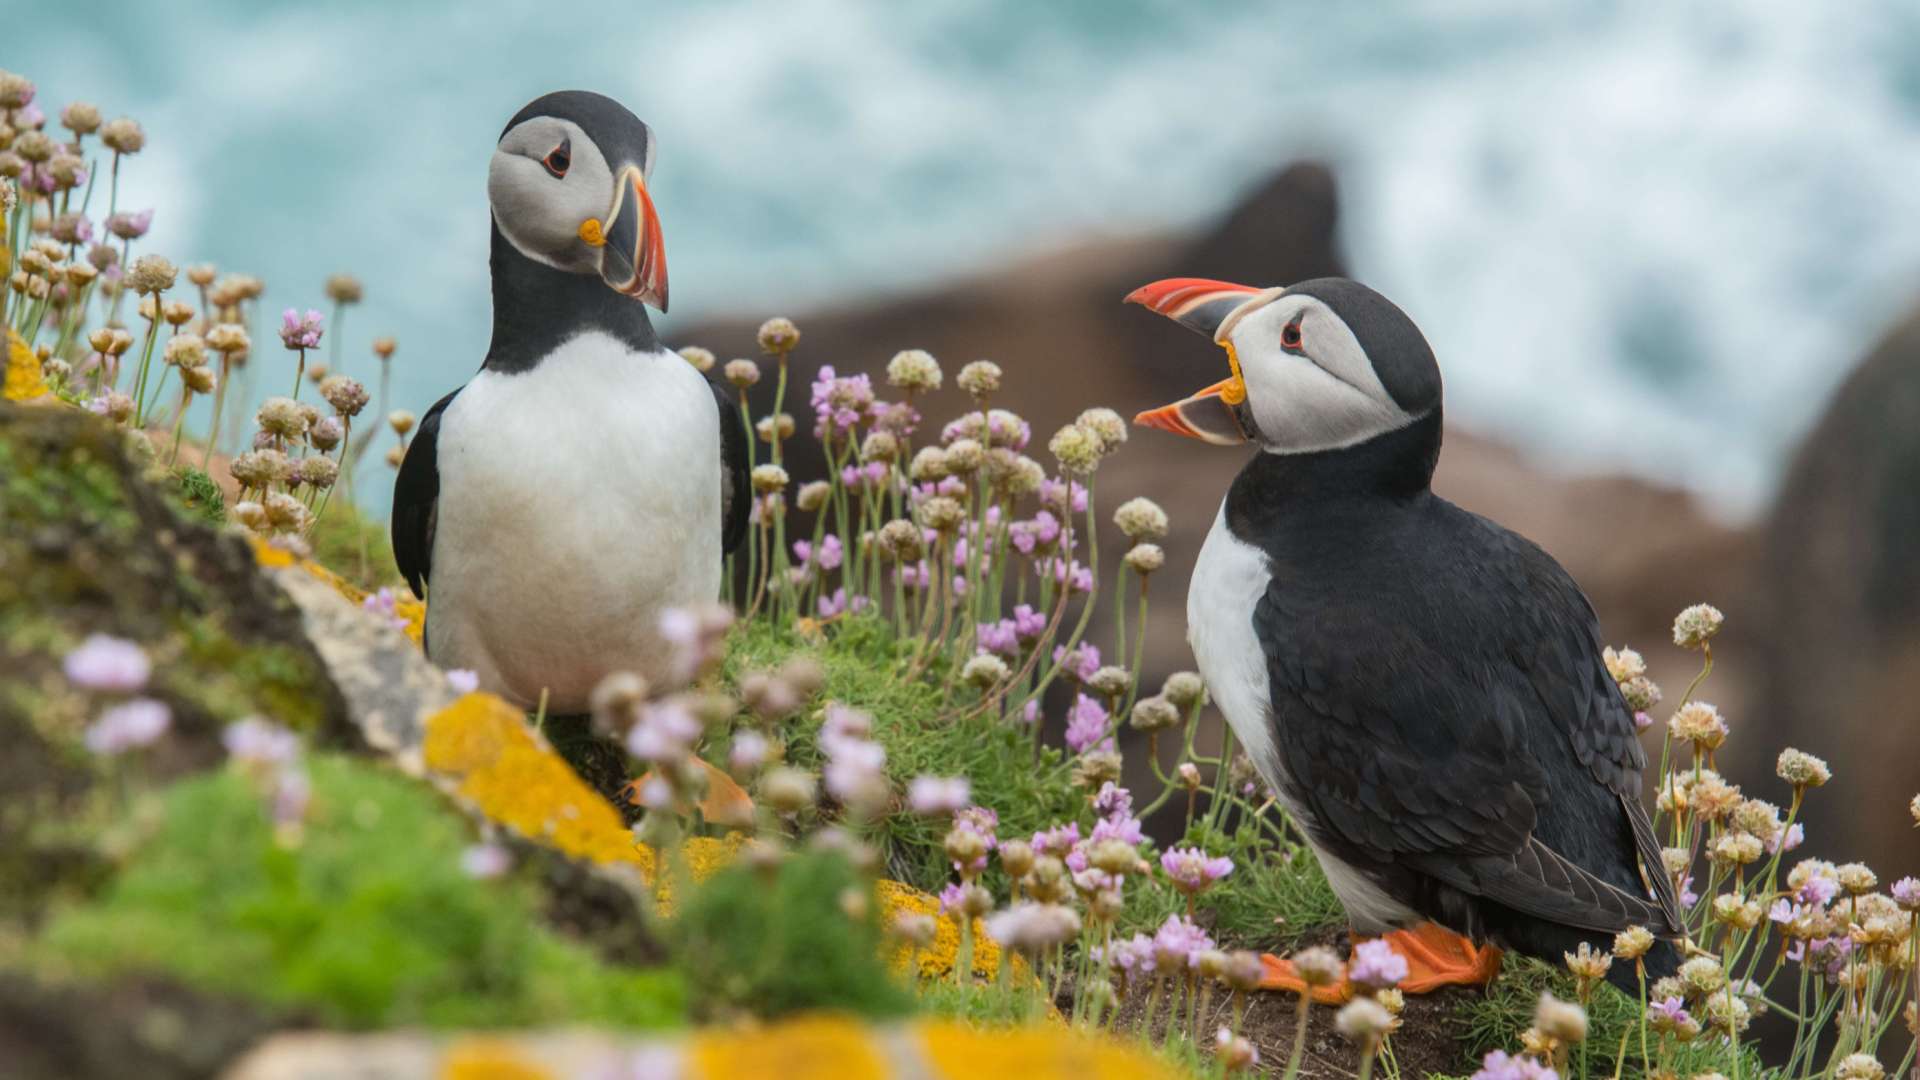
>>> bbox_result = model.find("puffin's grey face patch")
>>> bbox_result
[489,117,616,274]
[1229,295,1420,455]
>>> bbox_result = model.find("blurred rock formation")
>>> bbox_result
[1745,305,1920,872]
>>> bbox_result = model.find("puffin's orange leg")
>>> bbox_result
[1382,923,1503,994]
[1257,952,1356,1004]
[1258,923,1502,1003]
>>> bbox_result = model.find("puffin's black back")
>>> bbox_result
[1228,411,1682,987]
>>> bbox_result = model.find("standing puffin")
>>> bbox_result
[393,91,748,716]
[1129,276,1682,997]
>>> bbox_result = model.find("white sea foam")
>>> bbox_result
[19,1,1920,514]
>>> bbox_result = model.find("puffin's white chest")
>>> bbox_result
[1187,500,1416,932]
[426,332,722,710]
[1188,502,1283,793]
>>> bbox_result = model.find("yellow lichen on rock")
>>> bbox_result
[249,534,425,644]
[4,328,52,403]
[438,1039,556,1080]
[424,693,641,865]
[876,878,1019,983]
[689,1015,888,1080]
[419,691,744,903]
[416,694,1012,973]
[420,1019,1179,1079]
[917,1021,1180,1080]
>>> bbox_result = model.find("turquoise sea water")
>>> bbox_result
[16,1,1920,513]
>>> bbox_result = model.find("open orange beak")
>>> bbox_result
[1135,376,1251,446]
[1126,277,1270,445]
[598,165,669,311]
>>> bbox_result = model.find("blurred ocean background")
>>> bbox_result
[18,0,1920,513]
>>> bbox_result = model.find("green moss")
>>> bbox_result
[171,613,332,734]
[672,846,914,1021]
[33,755,685,1030]
[0,434,138,538]
[0,405,345,742]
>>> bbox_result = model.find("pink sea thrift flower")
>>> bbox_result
[272,766,312,825]
[223,717,300,766]
[1150,914,1215,972]
[1039,477,1087,514]
[1472,1050,1558,1080]
[1767,822,1804,854]
[104,209,153,240]
[446,669,480,694]
[279,308,324,350]
[1099,932,1157,988]
[816,588,868,618]
[1795,872,1838,908]
[624,700,701,765]
[461,842,513,880]
[1161,846,1234,894]
[84,698,170,754]
[976,618,1020,656]
[1054,642,1101,683]
[793,534,844,572]
[63,633,151,692]
[362,588,409,630]
[809,365,876,439]
[1063,693,1112,753]
[908,775,972,817]
[1030,822,1081,857]
[1349,938,1409,989]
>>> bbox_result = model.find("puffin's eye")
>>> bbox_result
[542,139,571,178]
[1281,321,1303,351]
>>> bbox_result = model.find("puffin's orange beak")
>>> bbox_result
[596,165,669,311]
[1134,376,1251,445]
[1126,277,1263,445]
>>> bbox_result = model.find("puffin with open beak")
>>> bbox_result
[393,91,748,731]
[1130,276,1682,999]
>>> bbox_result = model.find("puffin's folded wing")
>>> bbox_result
[392,389,460,600]
[1262,573,1680,939]
[1410,835,1678,934]
[1497,529,1684,933]
[712,376,749,556]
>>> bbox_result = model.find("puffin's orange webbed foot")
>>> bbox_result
[1257,952,1355,1004]
[1380,923,1503,993]
[1258,923,1502,1004]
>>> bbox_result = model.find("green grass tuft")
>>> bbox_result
[33,754,684,1030]
[168,464,225,526]
[1452,955,1763,1079]
[672,846,915,1021]
[722,614,1085,893]
[307,493,402,593]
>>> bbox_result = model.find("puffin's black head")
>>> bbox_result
[1126,276,1441,456]
[489,90,668,311]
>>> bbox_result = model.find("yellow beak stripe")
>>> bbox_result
[1220,341,1248,406]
